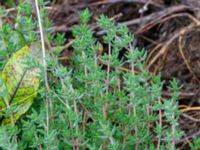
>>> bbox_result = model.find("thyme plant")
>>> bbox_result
[0,2,185,149]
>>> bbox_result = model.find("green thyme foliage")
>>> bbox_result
[163,79,183,149]
[190,138,200,150]
[0,2,185,149]
[0,126,18,150]
[0,1,37,70]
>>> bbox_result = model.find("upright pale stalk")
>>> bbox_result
[34,0,52,137]
[129,43,138,150]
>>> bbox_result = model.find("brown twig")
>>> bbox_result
[147,23,200,69]
[77,0,164,9]
[178,36,200,82]
[120,5,190,27]
[135,12,200,34]
[97,5,192,36]
[180,106,200,112]
[162,90,196,99]
[182,113,200,122]
[175,130,200,144]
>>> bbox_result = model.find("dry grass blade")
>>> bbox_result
[178,36,200,82]
[147,23,200,69]
[34,0,52,134]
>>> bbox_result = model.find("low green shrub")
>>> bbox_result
[0,2,184,150]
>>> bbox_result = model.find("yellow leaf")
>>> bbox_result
[0,44,41,125]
